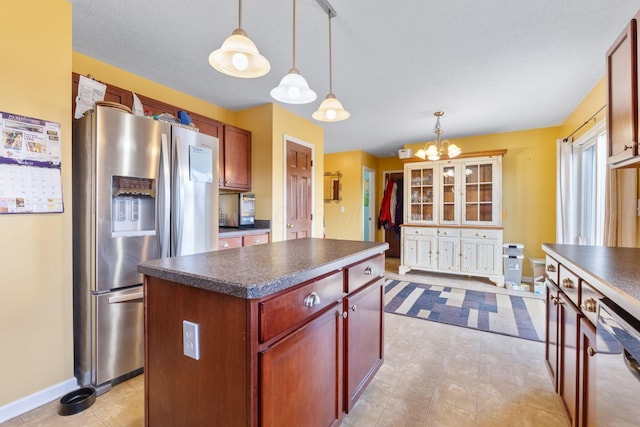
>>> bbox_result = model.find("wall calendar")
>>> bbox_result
[0,111,63,214]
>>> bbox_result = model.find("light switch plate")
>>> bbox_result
[183,320,200,360]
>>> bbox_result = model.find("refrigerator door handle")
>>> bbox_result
[159,133,171,258]
[172,135,185,256]
[108,292,144,304]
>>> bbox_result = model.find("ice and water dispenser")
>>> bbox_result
[111,175,156,236]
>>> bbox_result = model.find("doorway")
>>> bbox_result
[381,170,404,257]
[363,167,375,241]
[285,138,313,240]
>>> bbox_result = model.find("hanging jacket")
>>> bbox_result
[378,178,395,229]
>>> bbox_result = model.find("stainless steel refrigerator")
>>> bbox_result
[72,105,218,393]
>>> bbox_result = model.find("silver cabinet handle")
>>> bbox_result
[340,311,348,319]
[350,305,357,312]
[303,292,321,307]
[254,238,260,243]
[222,242,229,248]
[364,266,373,275]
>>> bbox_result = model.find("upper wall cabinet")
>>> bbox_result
[219,125,251,191]
[607,15,640,168]
[404,154,503,227]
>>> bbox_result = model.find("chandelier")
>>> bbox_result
[415,111,461,161]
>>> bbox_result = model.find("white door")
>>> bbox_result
[363,167,375,241]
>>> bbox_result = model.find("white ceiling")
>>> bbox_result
[69,0,639,157]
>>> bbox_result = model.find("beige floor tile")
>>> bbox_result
[521,405,571,427]
[376,406,428,427]
[475,393,523,427]
[342,396,385,427]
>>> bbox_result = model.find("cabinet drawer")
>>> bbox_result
[545,255,559,284]
[403,226,436,237]
[437,228,460,237]
[243,233,269,246]
[259,271,344,343]
[559,265,579,307]
[580,280,603,325]
[461,229,501,239]
[219,236,242,250]
[347,254,385,293]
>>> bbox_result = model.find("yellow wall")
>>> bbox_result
[0,0,73,406]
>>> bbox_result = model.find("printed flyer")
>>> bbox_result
[0,111,63,214]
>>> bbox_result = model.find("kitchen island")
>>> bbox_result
[138,238,388,427]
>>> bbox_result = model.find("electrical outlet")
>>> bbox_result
[183,320,200,360]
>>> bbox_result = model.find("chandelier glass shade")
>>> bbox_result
[414,111,460,161]
[209,0,270,78]
[271,0,316,104]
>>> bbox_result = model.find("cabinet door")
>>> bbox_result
[558,292,579,426]
[344,279,384,412]
[460,238,497,275]
[437,236,459,271]
[439,164,459,224]
[607,19,638,165]
[405,164,436,223]
[259,304,343,427]
[578,318,596,427]
[545,280,560,392]
[462,159,501,226]
[402,234,436,269]
[220,125,251,190]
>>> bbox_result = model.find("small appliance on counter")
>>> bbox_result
[219,192,255,228]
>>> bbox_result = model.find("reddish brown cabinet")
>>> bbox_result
[607,14,639,167]
[220,125,252,190]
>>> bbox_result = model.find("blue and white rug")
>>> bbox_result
[384,279,545,342]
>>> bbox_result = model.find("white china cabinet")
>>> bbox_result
[400,151,506,285]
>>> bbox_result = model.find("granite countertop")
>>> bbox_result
[542,243,640,319]
[138,238,389,299]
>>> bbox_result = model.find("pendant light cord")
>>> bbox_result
[238,0,243,29]
[328,13,333,94]
[292,0,297,69]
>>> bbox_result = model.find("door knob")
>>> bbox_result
[287,224,294,228]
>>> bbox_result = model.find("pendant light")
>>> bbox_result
[270,0,317,104]
[312,11,350,122]
[415,112,461,161]
[209,0,270,78]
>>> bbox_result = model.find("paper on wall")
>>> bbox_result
[74,75,106,119]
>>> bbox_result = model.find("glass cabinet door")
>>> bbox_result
[440,165,457,224]
[408,166,435,223]
[464,161,495,224]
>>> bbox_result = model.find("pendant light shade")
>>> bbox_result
[312,94,350,121]
[271,0,316,104]
[271,68,317,104]
[313,10,349,122]
[209,0,270,78]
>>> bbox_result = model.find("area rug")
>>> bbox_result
[384,279,545,342]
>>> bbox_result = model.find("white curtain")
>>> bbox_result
[556,138,580,244]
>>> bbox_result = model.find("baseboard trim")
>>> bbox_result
[0,377,78,423]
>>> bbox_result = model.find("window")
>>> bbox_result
[574,122,607,245]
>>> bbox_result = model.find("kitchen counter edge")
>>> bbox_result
[138,238,389,300]
[542,243,640,319]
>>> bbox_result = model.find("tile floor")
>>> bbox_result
[2,260,569,427]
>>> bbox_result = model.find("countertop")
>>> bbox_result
[138,238,389,299]
[542,243,640,319]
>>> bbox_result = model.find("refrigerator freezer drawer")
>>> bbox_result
[94,286,144,386]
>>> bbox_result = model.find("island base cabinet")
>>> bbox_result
[144,277,249,427]
[344,279,384,412]
[259,304,343,427]
[558,292,579,427]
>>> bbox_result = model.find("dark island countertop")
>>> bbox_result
[138,238,389,299]
[542,243,640,319]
